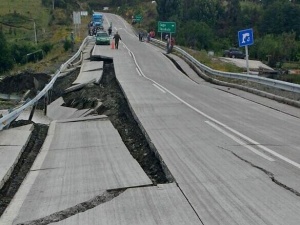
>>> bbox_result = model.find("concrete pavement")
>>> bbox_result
[0,124,33,189]
[0,117,152,225]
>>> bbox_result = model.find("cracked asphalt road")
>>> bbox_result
[0,60,170,220]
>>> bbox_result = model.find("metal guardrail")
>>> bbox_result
[151,38,300,94]
[0,36,93,131]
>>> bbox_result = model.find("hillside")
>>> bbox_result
[0,0,300,76]
[0,0,50,43]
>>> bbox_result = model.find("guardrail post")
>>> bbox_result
[29,104,36,121]
[44,91,48,115]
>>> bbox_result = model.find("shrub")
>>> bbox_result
[41,42,53,54]
[0,32,13,73]
[63,38,72,51]
[10,42,39,64]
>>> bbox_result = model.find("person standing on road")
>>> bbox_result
[138,31,143,41]
[165,35,170,53]
[113,31,121,49]
[168,37,175,54]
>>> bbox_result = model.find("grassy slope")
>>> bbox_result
[0,0,50,41]
[0,1,91,73]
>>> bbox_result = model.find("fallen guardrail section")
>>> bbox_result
[151,38,300,94]
[0,36,93,131]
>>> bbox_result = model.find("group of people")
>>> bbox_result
[138,29,156,42]
[89,21,176,52]
[165,34,175,54]
[137,30,175,53]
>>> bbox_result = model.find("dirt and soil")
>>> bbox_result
[52,61,169,185]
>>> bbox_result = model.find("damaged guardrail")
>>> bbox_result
[0,36,94,130]
[150,38,300,94]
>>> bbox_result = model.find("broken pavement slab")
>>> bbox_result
[0,124,33,146]
[47,97,76,120]
[47,105,78,120]
[0,124,33,189]
[72,61,104,85]
[64,78,96,93]
[0,146,28,190]
[81,61,104,72]
[1,117,152,225]
[47,97,94,120]
[17,108,52,125]
[42,184,202,225]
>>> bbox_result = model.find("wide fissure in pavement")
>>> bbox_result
[0,59,172,219]
[17,189,126,225]
[0,122,48,217]
[54,60,171,185]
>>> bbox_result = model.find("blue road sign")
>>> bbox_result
[238,28,254,47]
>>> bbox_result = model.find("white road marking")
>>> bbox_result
[161,84,300,169]
[153,84,166,93]
[205,121,275,161]
[104,16,110,27]
[123,43,300,170]
[116,15,128,29]
[120,29,300,169]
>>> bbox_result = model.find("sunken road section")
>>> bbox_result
[0,60,170,216]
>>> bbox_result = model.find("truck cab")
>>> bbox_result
[92,13,104,30]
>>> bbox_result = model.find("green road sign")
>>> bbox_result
[158,21,176,33]
[134,15,142,22]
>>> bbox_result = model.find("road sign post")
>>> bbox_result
[134,15,142,23]
[238,28,254,75]
[158,21,176,40]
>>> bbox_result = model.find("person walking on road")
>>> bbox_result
[113,31,121,49]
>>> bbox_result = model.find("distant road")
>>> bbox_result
[220,57,274,71]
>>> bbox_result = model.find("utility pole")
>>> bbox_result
[52,0,55,10]
[33,20,37,44]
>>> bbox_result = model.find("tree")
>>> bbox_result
[0,31,13,73]
[156,0,181,21]
[260,1,300,37]
[182,0,220,27]
[279,32,299,61]
[177,20,214,50]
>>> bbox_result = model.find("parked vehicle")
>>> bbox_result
[223,48,245,59]
[96,31,110,45]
